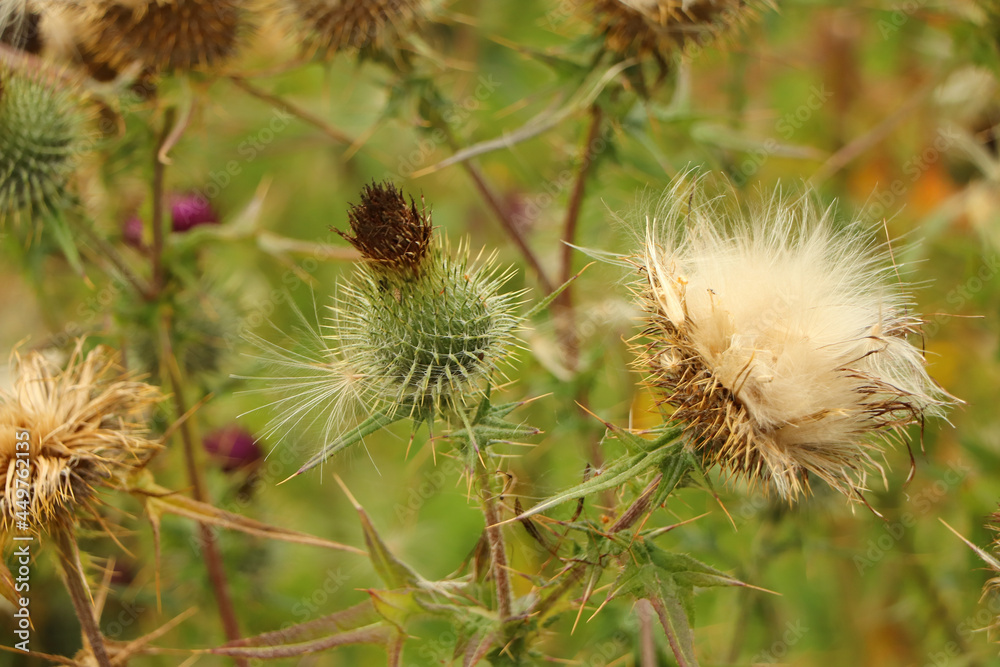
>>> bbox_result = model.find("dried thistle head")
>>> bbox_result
[0,60,89,227]
[336,180,432,274]
[589,0,772,87]
[0,342,161,543]
[76,0,251,75]
[633,176,954,502]
[281,0,424,58]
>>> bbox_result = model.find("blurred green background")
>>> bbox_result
[3,0,1000,665]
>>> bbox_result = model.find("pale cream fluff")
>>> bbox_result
[636,177,953,501]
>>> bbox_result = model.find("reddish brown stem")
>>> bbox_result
[55,525,112,667]
[229,76,353,145]
[460,158,555,294]
[476,466,513,622]
[556,105,603,370]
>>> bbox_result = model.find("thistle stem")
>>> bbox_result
[150,107,175,298]
[229,76,354,146]
[650,596,694,667]
[555,104,603,370]
[457,156,555,294]
[476,464,513,622]
[420,85,555,294]
[54,524,112,667]
[637,600,657,667]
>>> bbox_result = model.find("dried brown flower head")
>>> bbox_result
[336,180,432,273]
[283,0,423,57]
[0,342,161,543]
[590,0,772,82]
[634,178,954,502]
[76,0,250,75]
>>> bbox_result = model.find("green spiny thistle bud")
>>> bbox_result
[0,62,86,226]
[337,239,520,415]
[244,181,522,451]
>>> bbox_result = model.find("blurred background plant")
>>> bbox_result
[0,0,999,665]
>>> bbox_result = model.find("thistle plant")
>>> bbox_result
[585,0,774,91]
[250,180,522,474]
[0,341,161,544]
[0,342,160,667]
[0,2,990,665]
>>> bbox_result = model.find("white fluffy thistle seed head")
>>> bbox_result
[634,176,955,502]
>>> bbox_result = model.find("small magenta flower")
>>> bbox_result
[171,194,219,232]
[122,215,145,249]
[204,425,262,472]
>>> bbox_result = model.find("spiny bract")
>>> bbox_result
[337,240,521,414]
[0,62,86,226]
[633,176,953,502]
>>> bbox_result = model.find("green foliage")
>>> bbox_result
[3,1,1000,666]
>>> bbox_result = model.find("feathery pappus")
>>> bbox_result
[631,176,955,502]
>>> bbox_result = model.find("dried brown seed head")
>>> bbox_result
[77,0,250,75]
[284,0,424,57]
[0,342,161,543]
[590,0,772,86]
[337,180,433,273]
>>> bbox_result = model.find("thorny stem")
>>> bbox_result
[555,105,603,371]
[150,107,175,297]
[458,156,555,294]
[651,596,694,667]
[55,524,112,667]
[476,464,513,622]
[637,600,657,667]
[428,113,555,294]
[229,76,354,146]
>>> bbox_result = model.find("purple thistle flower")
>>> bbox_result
[122,215,145,249]
[203,426,262,472]
[171,194,219,232]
